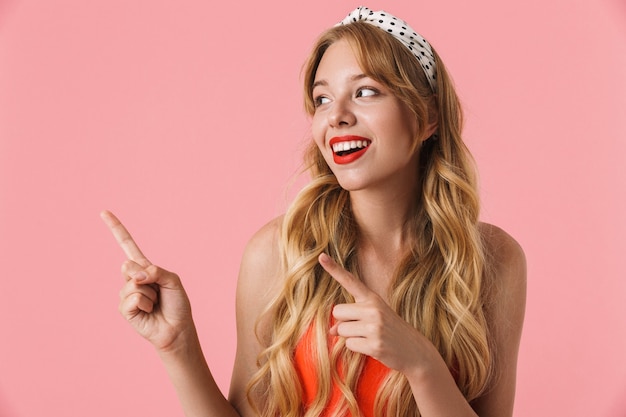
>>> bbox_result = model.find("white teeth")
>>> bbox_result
[332,140,370,153]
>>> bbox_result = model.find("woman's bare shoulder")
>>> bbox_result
[478,222,527,326]
[229,216,285,414]
[479,222,526,282]
[478,222,526,329]
[237,215,284,296]
[471,224,527,415]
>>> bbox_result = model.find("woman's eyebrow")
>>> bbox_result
[350,73,368,81]
[312,80,327,89]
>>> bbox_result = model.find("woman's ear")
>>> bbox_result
[424,122,438,141]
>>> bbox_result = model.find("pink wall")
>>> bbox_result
[1,0,624,416]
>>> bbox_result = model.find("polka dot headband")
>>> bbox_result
[338,6,437,93]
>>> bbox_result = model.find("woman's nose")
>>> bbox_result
[328,98,356,127]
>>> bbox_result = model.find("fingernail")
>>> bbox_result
[132,271,148,282]
[319,253,330,263]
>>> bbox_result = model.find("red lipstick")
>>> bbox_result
[329,136,371,165]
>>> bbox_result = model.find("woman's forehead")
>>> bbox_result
[314,40,365,82]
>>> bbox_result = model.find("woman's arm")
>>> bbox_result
[470,224,527,416]
[318,223,527,417]
[403,224,526,417]
[320,254,482,416]
[103,211,281,417]
[228,217,284,416]
[397,225,526,417]
[156,324,242,417]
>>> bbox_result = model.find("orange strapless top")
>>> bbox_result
[293,322,390,417]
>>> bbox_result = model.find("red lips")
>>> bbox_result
[329,135,371,165]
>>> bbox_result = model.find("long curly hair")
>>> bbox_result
[247,22,493,417]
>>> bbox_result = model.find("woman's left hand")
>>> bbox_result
[318,252,441,377]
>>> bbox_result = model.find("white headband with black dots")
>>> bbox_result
[338,6,437,93]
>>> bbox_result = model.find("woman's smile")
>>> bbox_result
[329,135,372,164]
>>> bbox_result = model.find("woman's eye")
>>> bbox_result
[357,87,378,98]
[314,96,330,106]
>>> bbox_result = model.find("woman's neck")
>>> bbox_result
[349,185,418,257]
[348,187,418,297]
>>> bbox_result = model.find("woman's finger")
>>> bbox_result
[343,336,372,357]
[121,259,181,291]
[135,264,182,290]
[119,291,154,318]
[334,320,373,338]
[101,210,151,267]
[121,259,146,282]
[119,280,159,305]
[318,253,374,303]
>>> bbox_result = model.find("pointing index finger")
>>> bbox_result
[318,253,372,302]
[100,210,151,267]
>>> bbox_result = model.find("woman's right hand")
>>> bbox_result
[101,210,194,353]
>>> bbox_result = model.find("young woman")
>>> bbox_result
[102,6,526,417]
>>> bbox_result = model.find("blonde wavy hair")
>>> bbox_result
[248,22,493,417]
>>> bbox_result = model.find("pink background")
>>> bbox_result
[1,0,625,416]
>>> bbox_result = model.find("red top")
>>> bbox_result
[294,322,390,417]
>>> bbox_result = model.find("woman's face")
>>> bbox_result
[311,39,427,194]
